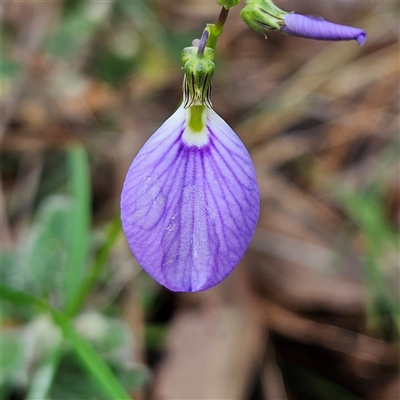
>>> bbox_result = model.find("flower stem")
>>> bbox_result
[206,7,230,50]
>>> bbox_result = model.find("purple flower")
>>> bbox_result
[240,0,367,45]
[120,104,260,292]
[282,14,366,45]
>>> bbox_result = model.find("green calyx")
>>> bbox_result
[240,0,286,37]
[181,41,215,108]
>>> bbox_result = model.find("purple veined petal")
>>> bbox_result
[282,13,366,45]
[120,105,260,292]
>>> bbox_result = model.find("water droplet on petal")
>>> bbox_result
[165,223,175,232]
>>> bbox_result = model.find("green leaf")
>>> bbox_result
[0,331,24,385]
[337,189,397,250]
[0,285,46,308]
[44,2,111,59]
[0,286,132,400]
[25,345,63,400]
[1,195,76,322]
[0,57,22,80]
[116,0,168,48]
[50,353,147,400]
[19,195,73,296]
[91,51,136,85]
[74,311,131,363]
[52,310,132,400]
[336,186,399,336]
[50,353,111,400]
[64,147,91,315]
[67,214,121,316]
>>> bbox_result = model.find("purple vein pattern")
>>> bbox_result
[121,105,260,292]
[282,14,366,45]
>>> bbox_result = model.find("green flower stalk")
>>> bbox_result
[217,0,240,9]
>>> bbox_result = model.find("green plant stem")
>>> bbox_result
[67,214,122,317]
[207,7,229,50]
[1,285,46,308]
[64,147,91,315]
[51,309,132,400]
[25,344,63,400]
[0,286,132,400]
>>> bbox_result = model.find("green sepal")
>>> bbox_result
[181,45,215,108]
[240,0,286,37]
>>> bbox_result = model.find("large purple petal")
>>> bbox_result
[120,105,260,292]
[282,14,366,45]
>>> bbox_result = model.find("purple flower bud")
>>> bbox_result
[120,105,260,292]
[282,14,366,45]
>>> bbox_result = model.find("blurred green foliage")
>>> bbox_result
[335,141,400,338]
[0,148,146,399]
[282,360,361,400]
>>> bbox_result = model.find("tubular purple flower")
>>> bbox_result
[240,0,366,45]
[120,35,260,292]
[282,14,366,45]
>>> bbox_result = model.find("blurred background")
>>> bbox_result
[1,1,399,399]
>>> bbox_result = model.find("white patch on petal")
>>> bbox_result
[182,106,209,147]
